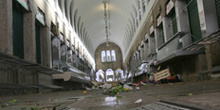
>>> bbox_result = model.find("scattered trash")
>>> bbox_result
[116,96,122,99]
[106,91,110,94]
[90,80,98,86]
[86,87,91,90]
[102,83,112,89]
[126,83,133,86]
[136,87,140,90]
[136,82,141,87]
[141,82,147,86]
[125,88,130,91]
[104,96,120,106]
[20,107,27,110]
[83,91,88,94]
[135,99,142,104]
[118,82,125,86]
[188,93,193,96]
[1,103,8,108]
[103,85,128,96]
[9,99,19,104]
[105,97,117,102]
[92,86,97,90]
[124,84,133,90]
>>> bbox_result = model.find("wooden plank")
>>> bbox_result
[153,69,171,81]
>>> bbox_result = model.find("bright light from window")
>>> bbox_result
[106,50,111,62]
[111,50,116,61]
[101,51,106,62]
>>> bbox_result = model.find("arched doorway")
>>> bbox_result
[115,68,124,81]
[96,69,104,82]
[106,69,114,82]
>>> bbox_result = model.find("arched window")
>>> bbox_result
[74,9,78,32]
[111,50,116,61]
[136,15,138,27]
[101,51,106,62]
[142,0,146,13]
[106,50,111,62]
[138,0,142,20]
[58,0,62,10]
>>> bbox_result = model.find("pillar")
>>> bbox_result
[175,0,192,47]
[149,34,156,54]
[0,0,13,54]
[41,27,52,67]
[23,12,36,62]
[154,28,160,51]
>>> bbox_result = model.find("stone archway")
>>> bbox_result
[106,69,114,82]
[96,69,104,82]
[115,68,124,81]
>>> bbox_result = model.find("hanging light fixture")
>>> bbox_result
[103,0,109,46]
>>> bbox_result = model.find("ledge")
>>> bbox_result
[184,29,220,51]
[198,66,220,74]
[158,32,186,50]
[156,50,203,65]
[0,52,62,75]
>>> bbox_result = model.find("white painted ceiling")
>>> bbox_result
[61,0,141,57]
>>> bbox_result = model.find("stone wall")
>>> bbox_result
[206,42,220,69]
[95,42,123,72]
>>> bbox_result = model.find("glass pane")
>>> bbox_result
[101,51,106,62]
[107,50,111,62]
[111,50,116,61]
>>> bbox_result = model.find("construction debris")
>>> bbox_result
[135,99,142,104]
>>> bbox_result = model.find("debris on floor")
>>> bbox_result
[85,87,91,90]
[103,84,130,96]
[188,93,193,96]
[1,80,219,110]
[124,84,133,90]
[83,91,88,94]
[104,96,120,106]
[135,99,142,104]
[9,99,19,104]
[100,83,112,89]
[105,97,117,102]
[116,96,122,99]
[90,80,98,87]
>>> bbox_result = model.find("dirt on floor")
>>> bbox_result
[0,80,220,110]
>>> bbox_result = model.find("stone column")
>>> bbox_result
[69,33,73,65]
[41,27,52,67]
[23,12,36,62]
[149,35,156,54]
[0,0,13,54]
[141,47,144,61]
[154,28,160,52]
[175,0,192,47]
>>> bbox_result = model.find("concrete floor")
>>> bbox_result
[1,80,220,110]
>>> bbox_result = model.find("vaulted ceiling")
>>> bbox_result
[59,0,146,58]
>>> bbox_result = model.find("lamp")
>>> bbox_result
[103,0,109,46]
